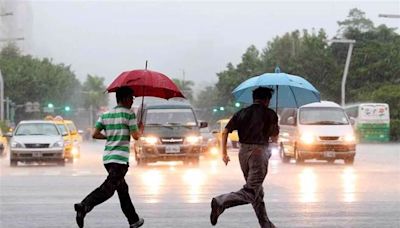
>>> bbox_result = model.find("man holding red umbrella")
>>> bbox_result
[74,87,144,228]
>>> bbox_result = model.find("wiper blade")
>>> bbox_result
[308,121,344,125]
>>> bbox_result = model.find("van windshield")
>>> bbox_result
[15,123,60,136]
[145,108,197,126]
[299,107,349,125]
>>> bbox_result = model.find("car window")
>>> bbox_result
[299,107,349,125]
[56,124,69,135]
[15,123,60,136]
[145,108,197,126]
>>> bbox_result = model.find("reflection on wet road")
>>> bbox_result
[1,142,399,227]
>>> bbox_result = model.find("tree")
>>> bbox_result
[337,8,374,37]
[81,74,108,110]
[0,43,81,121]
[173,78,195,101]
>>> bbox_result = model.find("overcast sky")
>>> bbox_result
[26,0,399,93]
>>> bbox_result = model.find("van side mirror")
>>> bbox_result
[350,117,355,125]
[199,122,208,128]
[287,117,295,125]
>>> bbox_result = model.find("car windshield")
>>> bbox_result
[15,123,60,136]
[145,108,197,126]
[56,124,68,135]
[299,107,349,125]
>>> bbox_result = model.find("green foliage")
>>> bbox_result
[173,78,195,102]
[390,119,400,141]
[81,74,108,109]
[0,43,81,121]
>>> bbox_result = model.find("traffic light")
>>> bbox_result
[219,107,225,111]
[213,108,218,113]
[64,106,71,112]
[48,103,54,108]
[235,102,240,108]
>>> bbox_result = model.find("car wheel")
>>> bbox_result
[295,150,304,164]
[137,158,147,167]
[10,160,17,167]
[58,159,66,166]
[344,157,354,165]
[280,144,290,163]
[232,141,239,148]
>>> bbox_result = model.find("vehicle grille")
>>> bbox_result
[160,137,184,144]
[319,136,339,141]
[315,144,354,152]
[24,144,50,148]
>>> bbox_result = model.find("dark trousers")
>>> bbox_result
[214,144,272,228]
[81,163,139,224]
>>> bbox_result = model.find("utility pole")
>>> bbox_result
[327,39,356,107]
[378,14,400,18]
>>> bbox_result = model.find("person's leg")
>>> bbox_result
[115,165,140,224]
[81,163,120,209]
[75,163,120,227]
[247,147,274,228]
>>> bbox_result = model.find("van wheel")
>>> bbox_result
[327,159,335,164]
[10,160,17,167]
[295,150,304,164]
[280,145,290,163]
[344,157,354,165]
[232,141,239,148]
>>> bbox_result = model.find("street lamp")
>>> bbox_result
[327,39,356,107]
[378,14,400,18]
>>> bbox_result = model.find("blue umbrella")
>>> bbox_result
[232,68,320,109]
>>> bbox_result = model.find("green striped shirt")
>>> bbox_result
[95,106,138,164]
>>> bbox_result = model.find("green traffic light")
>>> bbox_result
[48,103,54,108]
[219,107,225,111]
[65,106,71,111]
[213,108,218,112]
[235,102,240,107]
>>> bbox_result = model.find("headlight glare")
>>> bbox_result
[141,136,158,145]
[344,134,355,142]
[300,133,314,145]
[185,135,202,144]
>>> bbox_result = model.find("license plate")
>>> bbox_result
[165,145,180,153]
[324,151,335,158]
[32,152,42,157]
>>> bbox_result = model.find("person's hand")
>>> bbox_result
[138,121,144,133]
[222,154,230,166]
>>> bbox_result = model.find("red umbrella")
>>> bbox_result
[107,69,185,99]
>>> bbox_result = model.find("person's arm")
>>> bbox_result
[93,116,106,140]
[221,128,230,165]
[129,113,143,140]
[92,128,107,140]
[270,111,280,142]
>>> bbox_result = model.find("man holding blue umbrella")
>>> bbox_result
[210,87,279,228]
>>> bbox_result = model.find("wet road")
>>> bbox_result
[1,141,399,228]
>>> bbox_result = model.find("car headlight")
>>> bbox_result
[11,141,24,148]
[300,133,315,145]
[185,135,202,144]
[140,136,159,145]
[52,140,64,148]
[343,134,355,143]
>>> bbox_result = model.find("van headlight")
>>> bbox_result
[52,140,64,148]
[140,136,159,145]
[11,141,24,148]
[185,135,202,144]
[300,133,315,145]
[343,134,355,143]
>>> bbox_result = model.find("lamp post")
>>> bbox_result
[328,39,356,107]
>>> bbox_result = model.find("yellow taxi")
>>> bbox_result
[214,118,239,148]
[50,116,74,161]
[63,120,82,158]
[0,128,8,156]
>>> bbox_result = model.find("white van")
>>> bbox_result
[279,101,356,164]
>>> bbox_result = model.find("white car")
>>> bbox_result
[279,101,356,165]
[9,120,66,166]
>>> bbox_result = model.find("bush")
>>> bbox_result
[390,119,400,142]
